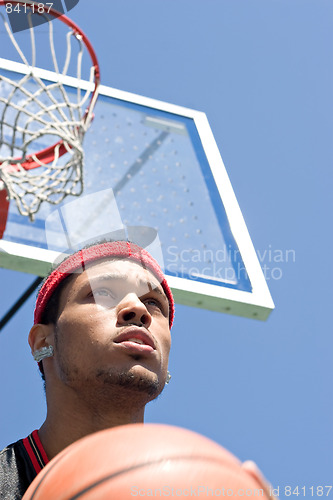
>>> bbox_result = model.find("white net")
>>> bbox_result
[0,4,99,220]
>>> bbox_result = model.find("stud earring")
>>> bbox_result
[165,371,172,385]
[33,345,54,363]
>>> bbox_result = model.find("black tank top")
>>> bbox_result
[0,430,49,499]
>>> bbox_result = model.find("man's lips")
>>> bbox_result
[114,327,156,352]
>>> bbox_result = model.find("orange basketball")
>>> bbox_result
[22,424,270,499]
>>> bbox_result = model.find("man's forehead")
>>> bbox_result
[78,258,164,292]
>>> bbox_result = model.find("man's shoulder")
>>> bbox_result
[0,438,23,472]
[0,437,35,500]
[0,439,20,456]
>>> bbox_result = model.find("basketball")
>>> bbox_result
[22,424,270,499]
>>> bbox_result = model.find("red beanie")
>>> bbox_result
[34,241,174,327]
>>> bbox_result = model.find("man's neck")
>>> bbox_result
[38,387,146,460]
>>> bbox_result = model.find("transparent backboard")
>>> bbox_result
[0,58,274,320]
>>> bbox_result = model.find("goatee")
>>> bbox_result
[96,369,161,398]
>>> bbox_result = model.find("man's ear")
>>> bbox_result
[28,323,55,354]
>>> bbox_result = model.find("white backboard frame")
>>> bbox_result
[0,58,274,320]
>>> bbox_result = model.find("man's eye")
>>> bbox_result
[94,289,111,296]
[144,297,164,312]
[90,289,117,305]
[145,298,158,306]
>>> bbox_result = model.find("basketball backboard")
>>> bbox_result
[0,57,274,320]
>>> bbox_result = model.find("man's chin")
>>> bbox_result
[96,369,162,399]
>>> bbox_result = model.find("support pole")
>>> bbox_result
[0,276,43,331]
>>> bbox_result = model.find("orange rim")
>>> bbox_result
[0,0,100,170]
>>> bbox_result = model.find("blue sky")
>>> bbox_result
[1,1,332,498]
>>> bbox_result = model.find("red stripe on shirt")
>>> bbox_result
[31,430,49,465]
[22,436,43,474]
[22,430,49,474]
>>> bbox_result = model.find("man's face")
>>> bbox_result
[49,258,171,402]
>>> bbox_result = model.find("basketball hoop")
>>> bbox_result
[0,0,100,222]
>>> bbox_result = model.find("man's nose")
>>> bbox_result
[116,294,152,328]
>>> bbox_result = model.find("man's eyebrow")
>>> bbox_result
[85,273,131,284]
[148,285,169,305]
